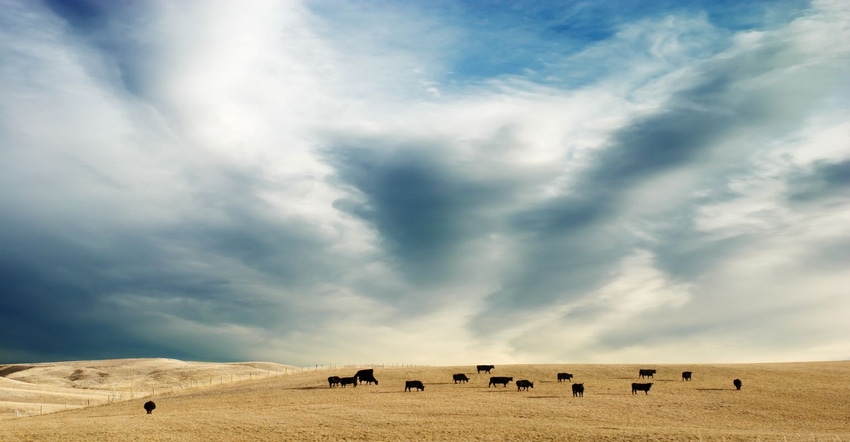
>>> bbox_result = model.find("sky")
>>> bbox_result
[1,0,848,366]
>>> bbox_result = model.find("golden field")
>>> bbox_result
[1,359,849,441]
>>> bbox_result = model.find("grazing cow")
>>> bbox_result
[339,376,358,388]
[359,375,379,385]
[354,369,374,384]
[405,380,425,392]
[516,380,533,391]
[734,379,742,390]
[557,372,573,382]
[489,376,513,387]
[143,400,156,414]
[477,365,495,374]
[328,376,341,388]
[572,383,584,397]
[682,371,692,381]
[639,369,657,379]
[632,382,653,394]
[452,373,470,384]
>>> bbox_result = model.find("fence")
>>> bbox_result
[7,363,425,419]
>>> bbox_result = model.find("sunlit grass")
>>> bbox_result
[1,360,848,441]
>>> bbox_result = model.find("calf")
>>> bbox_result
[405,380,425,392]
[339,376,358,388]
[682,371,692,381]
[452,373,470,384]
[328,376,341,388]
[557,372,573,382]
[632,382,653,394]
[733,379,742,390]
[477,365,495,374]
[572,383,584,397]
[489,376,513,387]
[516,380,533,391]
[639,369,656,379]
[143,400,156,414]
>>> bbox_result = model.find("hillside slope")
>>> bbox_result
[2,361,848,441]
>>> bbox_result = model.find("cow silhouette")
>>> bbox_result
[452,373,469,384]
[405,380,425,392]
[632,382,653,394]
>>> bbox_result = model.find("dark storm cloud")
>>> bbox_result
[42,0,157,95]
[0,156,336,362]
[324,141,517,288]
[786,159,850,202]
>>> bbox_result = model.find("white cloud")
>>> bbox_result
[1,0,848,365]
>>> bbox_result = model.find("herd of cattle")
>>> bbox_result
[322,365,745,395]
[143,366,745,414]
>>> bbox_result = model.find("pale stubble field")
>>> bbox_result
[2,360,849,441]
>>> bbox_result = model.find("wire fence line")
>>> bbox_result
[7,363,427,419]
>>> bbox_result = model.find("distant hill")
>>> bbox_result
[0,358,296,419]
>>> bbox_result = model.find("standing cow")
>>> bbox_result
[632,382,653,394]
[477,365,495,374]
[516,380,533,391]
[557,372,573,382]
[339,376,358,388]
[639,369,656,379]
[682,371,692,381]
[452,373,470,384]
[733,379,742,390]
[354,369,377,385]
[359,375,379,385]
[328,376,341,388]
[571,383,584,397]
[489,376,513,387]
[405,380,425,392]
[143,401,156,414]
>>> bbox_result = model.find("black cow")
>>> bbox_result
[452,373,470,384]
[572,383,584,397]
[477,365,495,374]
[359,375,379,385]
[639,369,657,379]
[733,379,742,390]
[557,372,573,382]
[354,369,374,384]
[682,371,692,381]
[340,376,358,388]
[632,382,653,394]
[405,380,425,392]
[516,380,533,391]
[489,376,513,387]
[143,400,156,414]
[328,376,341,388]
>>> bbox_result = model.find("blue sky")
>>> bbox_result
[1,0,848,365]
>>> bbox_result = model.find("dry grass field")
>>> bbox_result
[1,359,848,441]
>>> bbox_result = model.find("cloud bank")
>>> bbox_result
[1,0,848,365]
